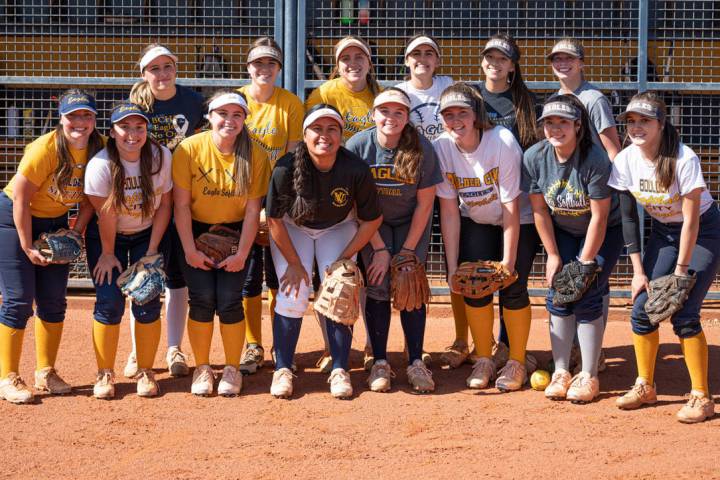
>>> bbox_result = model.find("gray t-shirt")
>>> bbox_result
[521,140,620,236]
[562,81,616,147]
[345,127,443,226]
[478,84,540,149]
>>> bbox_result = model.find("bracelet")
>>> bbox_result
[676,263,689,267]
[373,246,390,254]
[400,246,415,253]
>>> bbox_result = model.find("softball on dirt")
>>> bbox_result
[530,370,551,391]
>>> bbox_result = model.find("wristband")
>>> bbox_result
[373,246,390,254]
[676,263,689,268]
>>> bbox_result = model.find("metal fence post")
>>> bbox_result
[296,0,307,102]
[638,0,649,93]
[283,0,298,93]
[275,0,285,87]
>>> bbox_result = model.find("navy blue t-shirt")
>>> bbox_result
[148,85,205,151]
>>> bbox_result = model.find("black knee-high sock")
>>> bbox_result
[401,305,426,363]
[272,312,302,370]
[325,315,353,370]
[365,297,391,362]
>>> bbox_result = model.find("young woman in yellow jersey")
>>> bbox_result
[0,90,103,404]
[172,91,270,397]
[237,37,304,375]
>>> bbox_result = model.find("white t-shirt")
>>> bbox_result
[608,143,714,223]
[85,145,173,233]
[395,75,454,141]
[434,126,532,226]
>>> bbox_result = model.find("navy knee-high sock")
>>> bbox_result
[365,297,391,362]
[401,305,427,363]
[325,315,353,370]
[273,312,302,370]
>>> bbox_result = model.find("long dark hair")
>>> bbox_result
[207,89,253,196]
[329,35,381,96]
[627,91,680,192]
[485,33,538,150]
[54,89,104,200]
[379,87,422,183]
[288,104,343,222]
[104,105,162,219]
[541,94,594,160]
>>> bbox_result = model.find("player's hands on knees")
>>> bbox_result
[367,249,391,285]
[281,262,309,299]
[218,252,247,272]
[24,246,49,266]
[93,252,122,285]
[186,248,213,271]
[631,273,650,302]
[545,254,562,287]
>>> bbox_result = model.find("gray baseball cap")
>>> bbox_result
[440,91,475,112]
[481,38,519,62]
[538,101,580,121]
[617,100,663,121]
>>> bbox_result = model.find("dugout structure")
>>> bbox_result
[1,0,719,297]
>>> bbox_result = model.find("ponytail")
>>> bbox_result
[288,141,318,222]
[129,80,155,112]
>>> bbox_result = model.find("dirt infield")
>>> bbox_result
[2,296,719,479]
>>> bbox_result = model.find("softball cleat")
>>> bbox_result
[328,368,353,399]
[676,391,715,424]
[616,378,657,410]
[466,357,495,389]
[240,345,265,375]
[440,340,469,369]
[545,368,572,400]
[0,373,34,404]
[218,365,242,397]
[270,368,295,399]
[495,359,527,392]
[136,369,159,398]
[93,369,115,400]
[34,367,71,395]
[123,351,139,379]
[166,347,190,377]
[367,360,394,392]
[191,365,215,397]
[566,372,600,404]
[407,359,435,394]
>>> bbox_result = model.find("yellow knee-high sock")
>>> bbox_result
[220,321,245,367]
[450,293,469,343]
[465,303,494,357]
[135,320,161,370]
[0,324,24,378]
[35,319,64,370]
[633,330,659,384]
[680,331,709,396]
[92,321,120,371]
[269,289,278,324]
[187,319,213,366]
[243,295,263,346]
[503,306,532,363]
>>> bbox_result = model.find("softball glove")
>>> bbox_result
[33,228,83,264]
[390,252,430,312]
[195,225,240,267]
[644,272,696,326]
[450,261,517,299]
[314,259,364,326]
[117,253,167,306]
[552,260,601,307]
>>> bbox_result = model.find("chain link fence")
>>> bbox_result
[1,0,720,295]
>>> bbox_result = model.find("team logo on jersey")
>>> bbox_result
[330,187,350,207]
[409,102,443,140]
[545,180,590,217]
[344,107,374,135]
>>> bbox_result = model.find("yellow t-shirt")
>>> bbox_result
[3,130,95,218]
[172,130,271,224]
[305,78,377,141]
[238,85,304,169]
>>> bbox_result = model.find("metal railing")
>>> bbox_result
[2,0,720,296]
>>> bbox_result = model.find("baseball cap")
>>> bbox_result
[139,46,179,72]
[110,103,150,124]
[247,45,283,66]
[58,92,97,116]
[537,101,580,121]
[404,36,441,58]
[439,91,475,113]
[303,107,345,131]
[373,89,411,110]
[547,40,585,60]
[335,37,371,62]
[617,100,663,121]
[481,38,519,62]
[207,93,250,116]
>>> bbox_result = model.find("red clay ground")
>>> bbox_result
[1,296,719,479]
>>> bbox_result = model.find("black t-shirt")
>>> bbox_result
[266,147,382,230]
[477,84,540,149]
[148,85,205,151]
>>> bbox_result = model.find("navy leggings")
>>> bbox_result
[0,192,70,329]
[177,220,248,324]
[459,217,539,310]
[164,221,187,289]
[241,243,279,298]
[632,205,720,338]
[85,218,162,326]
[546,224,624,322]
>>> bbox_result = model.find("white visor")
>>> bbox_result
[208,93,250,116]
[335,38,371,62]
[139,46,179,72]
[404,36,440,58]
[303,108,345,131]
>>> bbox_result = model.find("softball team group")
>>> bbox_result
[0,33,717,424]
